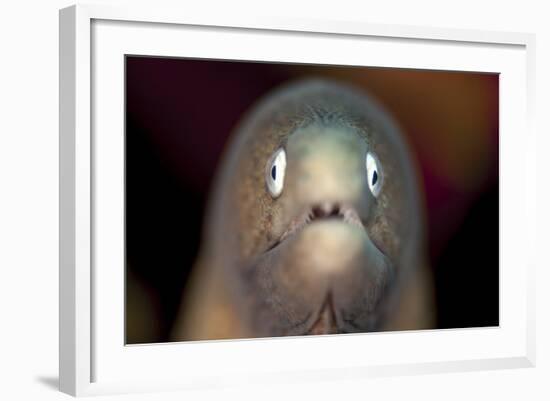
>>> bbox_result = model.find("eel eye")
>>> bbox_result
[266,148,286,198]
[366,152,382,197]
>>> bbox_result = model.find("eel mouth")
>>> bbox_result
[266,202,364,253]
[261,203,375,335]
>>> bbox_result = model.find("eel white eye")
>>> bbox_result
[266,148,287,198]
[366,152,382,197]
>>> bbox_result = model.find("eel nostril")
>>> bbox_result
[312,205,324,218]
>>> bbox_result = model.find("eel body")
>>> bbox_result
[172,79,435,340]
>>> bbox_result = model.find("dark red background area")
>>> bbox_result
[125,56,499,344]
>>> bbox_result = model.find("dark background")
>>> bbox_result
[125,56,499,344]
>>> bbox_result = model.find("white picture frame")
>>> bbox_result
[59,3,536,397]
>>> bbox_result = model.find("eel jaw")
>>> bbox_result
[258,202,383,335]
[262,203,366,335]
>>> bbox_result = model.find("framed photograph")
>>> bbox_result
[59,4,536,396]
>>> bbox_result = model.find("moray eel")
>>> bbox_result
[172,79,435,341]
